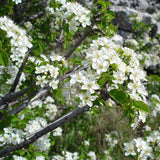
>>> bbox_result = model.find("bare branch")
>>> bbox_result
[7,90,37,116]
[64,27,92,59]
[0,105,90,157]
[0,87,31,109]
[92,28,105,35]
[9,51,30,93]
[7,90,36,109]
[8,86,50,116]
[8,101,30,116]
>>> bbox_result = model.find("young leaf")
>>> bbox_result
[132,101,150,113]
[109,89,129,105]
[98,0,107,13]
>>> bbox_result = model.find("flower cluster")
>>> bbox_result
[13,155,26,160]
[85,37,148,101]
[125,38,160,68]
[129,13,160,70]
[141,52,160,68]
[35,155,45,160]
[124,128,160,160]
[34,133,50,152]
[27,96,58,119]
[63,151,79,160]
[12,0,22,4]
[125,38,139,48]
[61,36,149,124]
[52,150,97,160]
[87,151,96,160]
[0,127,25,146]
[25,117,50,151]
[28,99,43,109]
[129,94,160,130]
[34,53,66,89]
[0,16,32,92]
[84,140,90,147]
[69,69,99,107]
[53,127,63,136]
[25,117,47,134]
[53,151,79,160]
[0,16,32,66]
[105,132,118,147]
[47,0,91,32]
[44,96,58,118]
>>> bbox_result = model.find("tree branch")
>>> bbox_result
[0,87,31,109]
[64,13,101,59]
[7,90,37,116]
[9,86,50,116]
[64,27,93,59]
[0,105,90,157]
[9,52,30,93]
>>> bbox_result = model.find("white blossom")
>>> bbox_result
[53,127,63,136]
[124,141,136,156]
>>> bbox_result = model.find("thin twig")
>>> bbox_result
[92,28,105,35]
[0,105,90,157]
[54,20,65,54]
[8,101,30,116]
[19,11,44,26]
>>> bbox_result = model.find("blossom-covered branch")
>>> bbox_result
[0,105,90,157]
[64,14,99,59]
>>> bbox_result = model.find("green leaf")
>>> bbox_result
[109,89,129,105]
[132,101,150,113]
[97,72,112,86]
[105,1,112,6]
[93,97,105,106]
[0,41,2,49]
[38,41,45,53]
[97,76,107,86]
[98,0,107,13]
[0,49,8,66]
[34,151,43,157]
[119,110,128,121]
[33,50,40,57]
[19,150,25,156]
[51,33,56,41]
[64,41,70,49]
[63,23,69,33]
[100,21,107,30]
[128,114,134,126]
